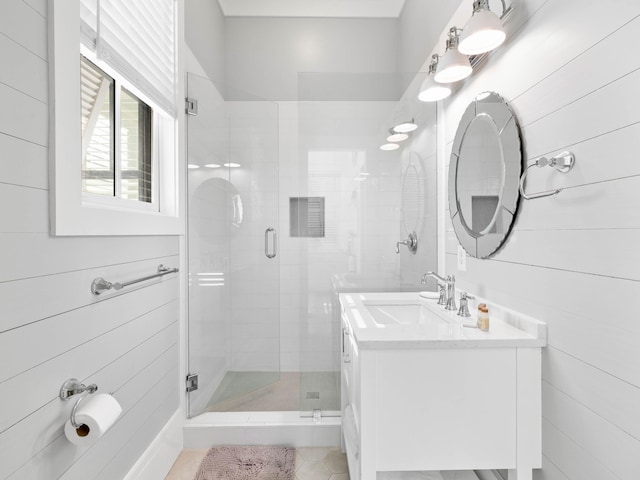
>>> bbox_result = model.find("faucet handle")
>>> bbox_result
[437,284,447,305]
[395,231,418,254]
[457,292,475,317]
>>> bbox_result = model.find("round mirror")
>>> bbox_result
[449,91,522,258]
[401,152,424,235]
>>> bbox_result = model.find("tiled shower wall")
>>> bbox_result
[279,100,405,373]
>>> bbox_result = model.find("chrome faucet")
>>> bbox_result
[421,272,456,311]
[396,231,418,254]
[457,292,475,317]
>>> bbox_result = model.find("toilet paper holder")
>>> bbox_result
[60,378,99,428]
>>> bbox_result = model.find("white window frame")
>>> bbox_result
[48,0,185,236]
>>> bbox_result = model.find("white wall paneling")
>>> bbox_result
[0,133,48,189]
[542,347,640,442]
[0,255,179,333]
[0,2,182,479]
[0,234,178,282]
[0,0,47,60]
[0,182,49,233]
[0,32,48,102]
[1,298,178,431]
[540,419,615,480]
[0,83,47,146]
[1,324,177,478]
[22,0,46,18]
[437,0,640,478]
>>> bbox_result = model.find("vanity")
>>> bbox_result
[339,292,546,480]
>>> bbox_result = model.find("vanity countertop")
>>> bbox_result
[339,292,546,350]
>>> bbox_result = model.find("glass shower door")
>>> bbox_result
[186,73,280,417]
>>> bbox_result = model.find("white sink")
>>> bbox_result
[340,292,547,348]
[365,304,422,325]
[364,302,449,327]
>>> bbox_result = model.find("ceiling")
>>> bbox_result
[216,0,407,18]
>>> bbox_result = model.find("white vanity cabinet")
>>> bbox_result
[339,293,546,480]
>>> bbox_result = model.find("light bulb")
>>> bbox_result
[434,27,472,84]
[387,132,409,142]
[380,143,400,151]
[418,76,452,102]
[392,120,418,133]
[459,8,505,55]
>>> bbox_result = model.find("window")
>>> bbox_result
[80,57,153,204]
[81,58,115,197]
[48,0,183,235]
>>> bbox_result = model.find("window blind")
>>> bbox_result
[80,0,177,116]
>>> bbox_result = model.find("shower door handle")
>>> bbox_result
[265,227,277,259]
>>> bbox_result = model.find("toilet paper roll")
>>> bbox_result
[64,393,122,447]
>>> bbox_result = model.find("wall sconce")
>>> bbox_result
[417,1,511,103]
[392,119,418,133]
[434,28,472,84]
[459,0,506,55]
[387,129,409,142]
[380,143,400,151]
[418,54,452,102]
[380,119,417,151]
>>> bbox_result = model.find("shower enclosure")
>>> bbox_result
[185,72,436,421]
[186,73,347,418]
[186,73,284,416]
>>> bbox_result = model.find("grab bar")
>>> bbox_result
[91,264,179,295]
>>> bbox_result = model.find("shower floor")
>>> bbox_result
[206,371,341,412]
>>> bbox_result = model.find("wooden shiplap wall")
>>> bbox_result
[0,1,181,479]
[441,0,640,478]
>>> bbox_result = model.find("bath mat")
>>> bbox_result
[194,445,295,480]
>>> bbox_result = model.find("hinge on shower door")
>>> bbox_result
[186,373,199,392]
[185,97,198,116]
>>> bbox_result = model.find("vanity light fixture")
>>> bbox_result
[418,54,452,102]
[223,163,241,168]
[434,28,473,84]
[205,163,221,168]
[392,119,418,134]
[458,0,506,55]
[380,143,400,151]
[387,130,409,142]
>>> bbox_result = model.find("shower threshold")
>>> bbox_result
[183,411,342,448]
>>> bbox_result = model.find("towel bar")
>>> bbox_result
[91,264,179,295]
[519,151,575,200]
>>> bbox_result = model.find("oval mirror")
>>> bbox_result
[192,177,243,245]
[449,91,522,258]
[401,152,424,235]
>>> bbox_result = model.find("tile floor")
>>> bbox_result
[165,446,349,480]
